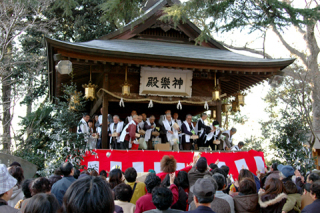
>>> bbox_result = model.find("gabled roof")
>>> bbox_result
[46,37,294,69]
[99,0,227,50]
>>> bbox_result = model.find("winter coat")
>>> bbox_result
[188,166,212,203]
[282,193,301,213]
[189,197,230,213]
[171,187,187,211]
[233,193,260,213]
[8,185,24,207]
[259,193,288,213]
[265,171,280,187]
[301,193,314,210]
[0,199,21,213]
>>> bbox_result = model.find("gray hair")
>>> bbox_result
[166,113,171,117]
[150,115,155,119]
[186,114,192,119]
[201,113,207,117]
[113,115,119,119]
[132,115,138,119]
[231,128,237,133]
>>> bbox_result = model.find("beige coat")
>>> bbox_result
[114,200,136,213]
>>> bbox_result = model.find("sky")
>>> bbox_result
[9,0,318,158]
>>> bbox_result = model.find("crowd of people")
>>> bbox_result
[78,108,244,151]
[1,155,320,213]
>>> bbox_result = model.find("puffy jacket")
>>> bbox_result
[233,193,260,213]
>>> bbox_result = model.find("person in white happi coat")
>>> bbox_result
[206,121,223,150]
[144,115,157,150]
[172,112,182,127]
[173,112,182,149]
[181,114,196,150]
[231,141,244,151]
[158,109,171,126]
[119,115,140,149]
[87,119,98,150]
[108,115,124,149]
[161,114,179,144]
[222,127,237,150]
[77,113,90,135]
[125,110,137,125]
[195,113,211,148]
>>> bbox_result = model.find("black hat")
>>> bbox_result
[212,121,219,126]
[190,178,216,199]
[196,157,207,173]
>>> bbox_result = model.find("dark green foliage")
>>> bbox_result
[261,76,314,173]
[15,83,91,176]
[159,0,320,42]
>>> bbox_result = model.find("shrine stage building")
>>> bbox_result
[46,0,294,149]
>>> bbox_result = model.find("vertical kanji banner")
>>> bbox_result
[81,150,266,179]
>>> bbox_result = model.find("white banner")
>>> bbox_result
[139,67,193,97]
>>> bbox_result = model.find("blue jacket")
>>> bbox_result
[186,206,216,213]
[302,199,320,213]
[51,176,76,206]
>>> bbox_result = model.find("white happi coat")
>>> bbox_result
[163,119,179,142]
[194,118,206,137]
[206,126,221,143]
[144,120,156,142]
[77,118,89,135]
[109,121,124,144]
[182,120,194,143]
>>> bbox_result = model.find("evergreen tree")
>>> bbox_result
[15,83,92,176]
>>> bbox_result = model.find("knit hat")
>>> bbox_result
[0,164,17,194]
[279,165,295,178]
[196,157,208,173]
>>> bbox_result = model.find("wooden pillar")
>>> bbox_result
[216,101,222,124]
[102,73,109,149]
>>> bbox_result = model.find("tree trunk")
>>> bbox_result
[306,23,320,140]
[2,81,11,154]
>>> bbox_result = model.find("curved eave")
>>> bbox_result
[46,37,295,70]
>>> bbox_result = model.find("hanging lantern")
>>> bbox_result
[69,91,81,110]
[212,110,216,119]
[221,104,230,113]
[121,66,131,96]
[82,66,98,101]
[232,100,240,112]
[55,60,72,75]
[212,72,220,101]
[237,93,245,106]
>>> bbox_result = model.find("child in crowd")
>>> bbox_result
[282,181,301,213]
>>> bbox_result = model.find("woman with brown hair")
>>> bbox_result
[259,178,288,213]
[233,178,260,213]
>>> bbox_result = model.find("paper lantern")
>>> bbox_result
[55,60,72,75]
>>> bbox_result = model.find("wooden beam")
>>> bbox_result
[102,72,109,149]
[216,101,222,124]
[90,96,103,116]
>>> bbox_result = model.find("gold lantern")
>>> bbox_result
[69,91,81,110]
[82,66,98,101]
[237,93,245,106]
[232,100,240,112]
[121,66,131,96]
[221,104,230,113]
[212,110,216,119]
[212,72,220,101]
[237,80,245,106]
